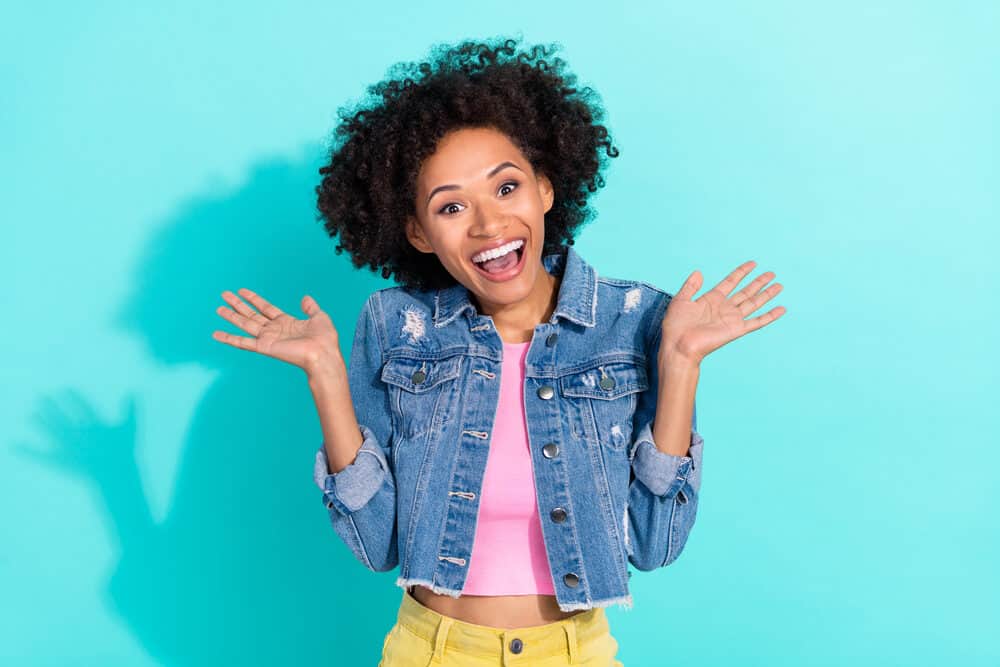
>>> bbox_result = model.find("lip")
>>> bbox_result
[469,237,527,263]
[470,238,527,283]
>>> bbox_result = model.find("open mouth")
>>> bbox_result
[471,239,526,281]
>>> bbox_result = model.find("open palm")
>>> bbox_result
[660,260,787,366]
[212,288,340,373]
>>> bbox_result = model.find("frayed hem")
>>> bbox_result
[395,576,463,599]
[559,594,634,613]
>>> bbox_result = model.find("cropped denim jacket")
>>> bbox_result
[313,245,705,612]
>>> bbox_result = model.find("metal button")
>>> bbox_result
[325,500,333,509]
[563,572,579,588]
[509,638,523,654]
[550,507,567,523]
[599,375,615,390]
[411,370,427,384]
[545,332,558,347]
[677,489,687,504]
[542,443,559,459]
[537,385,554,400]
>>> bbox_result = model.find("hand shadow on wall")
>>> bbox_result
[18,145,403,666]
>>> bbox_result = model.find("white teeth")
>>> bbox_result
[472,239,525,264]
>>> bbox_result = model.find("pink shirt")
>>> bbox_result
[462,341,556,595]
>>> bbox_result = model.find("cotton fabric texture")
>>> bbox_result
[378,588,624,666]
[462,340,554,595]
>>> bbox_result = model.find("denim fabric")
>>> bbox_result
[314,245,704,612]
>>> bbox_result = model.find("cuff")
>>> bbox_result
[629,421,705,498]
[313,424,390,516]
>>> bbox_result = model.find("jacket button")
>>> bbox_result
[411,370,427,384]
[677,489,688,504]
[550,507,567,522]
[599,375,615,390]
[563,572,579,587]
[542,443,559,458]
[545,332,558,347]
[537,385,554,400]
[509,638,523,654]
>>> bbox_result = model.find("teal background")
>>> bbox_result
[3,1,997,665]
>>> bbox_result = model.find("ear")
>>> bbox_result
[537,172,555,214]
[405,215,434,253]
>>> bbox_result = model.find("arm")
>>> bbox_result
[626,294,705,571]
[311,292,398,572]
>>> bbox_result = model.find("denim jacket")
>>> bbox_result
[313,245,705,612]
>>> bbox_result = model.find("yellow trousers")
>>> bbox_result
[379,588,624,666]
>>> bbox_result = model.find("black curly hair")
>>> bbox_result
[315,35,620,292]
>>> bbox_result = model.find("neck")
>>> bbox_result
[473,263,560,344]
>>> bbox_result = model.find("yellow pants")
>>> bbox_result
[378,588,624,666]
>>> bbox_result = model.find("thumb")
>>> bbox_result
[301,295,321,316]
[675,270,702,301]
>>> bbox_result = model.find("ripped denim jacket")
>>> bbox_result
[313,245,704,612]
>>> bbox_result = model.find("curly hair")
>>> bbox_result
[315,35,620,292]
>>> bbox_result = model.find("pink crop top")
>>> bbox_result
[462,341,556,595]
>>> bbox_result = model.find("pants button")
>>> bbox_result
[509,637,523,654]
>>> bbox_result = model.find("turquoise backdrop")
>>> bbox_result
[3,1,997,665]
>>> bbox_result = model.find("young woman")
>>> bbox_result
[212,36,785,666]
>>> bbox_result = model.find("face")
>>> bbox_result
[405,126,554,310]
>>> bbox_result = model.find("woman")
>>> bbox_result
[212,36,785,666]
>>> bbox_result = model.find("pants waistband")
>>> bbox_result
[396,588,610,662]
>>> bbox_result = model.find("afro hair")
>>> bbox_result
[315,34,620,292]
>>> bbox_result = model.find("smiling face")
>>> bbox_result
[405,126,555,313]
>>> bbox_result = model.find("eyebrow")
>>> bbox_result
[426,161,524,206]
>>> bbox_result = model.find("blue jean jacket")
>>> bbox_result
[313,245,704,612]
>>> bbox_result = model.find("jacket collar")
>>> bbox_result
[433,245,598,329]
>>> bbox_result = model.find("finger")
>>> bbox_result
[742,304,788,334]
[738,283,783,318]
[211,329,260,352]
[713,260,758,297]
[216,304,263,337]
[237,288,286,319]
[732,271,776,308]
[675,270,702,302]
[301,294,321,317]
[221,290,265,323]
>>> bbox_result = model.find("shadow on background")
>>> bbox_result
[19,144,401,665]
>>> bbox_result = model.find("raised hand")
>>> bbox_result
[212,288,341,374]
[659,260,786,366]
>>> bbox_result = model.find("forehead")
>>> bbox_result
[418,126,530,185]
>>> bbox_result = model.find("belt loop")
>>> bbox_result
[432,616,453,663]
[564,619,579,664]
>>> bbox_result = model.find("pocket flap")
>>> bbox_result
[381,355,463,393]
[559,360,648,400]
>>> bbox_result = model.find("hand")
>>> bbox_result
[659,260,786,366]
[212,288,342,374]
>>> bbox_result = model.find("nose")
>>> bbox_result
[470,200,509,238]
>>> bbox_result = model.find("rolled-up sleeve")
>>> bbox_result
[626,291,705,571]
[312,291,398,572]
[314,423,391,515]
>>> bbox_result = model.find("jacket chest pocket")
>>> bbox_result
[381,354,463,447]
[559,360,648,452]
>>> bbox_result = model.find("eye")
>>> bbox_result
[438,202,464,216]
[436,181,518,216]
[499,181,518,196]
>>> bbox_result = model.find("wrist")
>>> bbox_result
[305,349,347,384]
[658,340,701,372]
